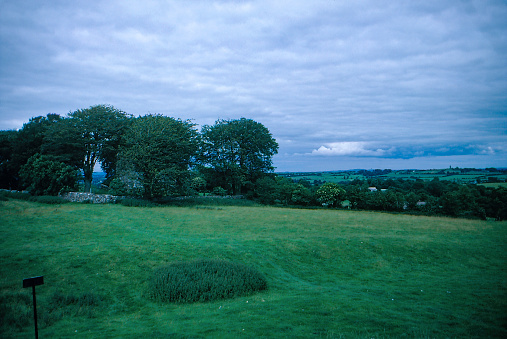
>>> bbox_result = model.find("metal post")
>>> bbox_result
[32,285,38,339]
[23,276,43,339]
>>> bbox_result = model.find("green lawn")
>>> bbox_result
[1,200,506,338]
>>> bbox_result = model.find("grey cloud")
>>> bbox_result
[1,0,506,170]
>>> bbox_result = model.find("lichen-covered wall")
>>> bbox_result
[60,192,122,204]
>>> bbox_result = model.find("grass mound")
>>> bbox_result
[149,259,267,303]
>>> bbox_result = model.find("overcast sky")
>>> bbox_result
[1,1,506,171]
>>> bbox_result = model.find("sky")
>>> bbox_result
[1,0,506,172]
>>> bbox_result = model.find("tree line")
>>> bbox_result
[1,104,505,220]
[0,105,278,199]
[250,176,507,220]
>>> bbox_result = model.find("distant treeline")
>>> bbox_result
[248,175,507,220]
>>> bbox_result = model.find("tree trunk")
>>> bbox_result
[83,166,93,193]
[84,179,92,193]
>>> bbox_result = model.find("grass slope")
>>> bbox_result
[1,200,506,338]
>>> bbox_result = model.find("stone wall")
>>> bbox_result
[60,192,123,204]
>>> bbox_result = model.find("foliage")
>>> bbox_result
[252,176,304,205]
[0,192,67,205]
[119,114,199,199]
[189,176,207,194]
[149,259,267,303]
[200,118,278,195]
[44,105,132,192]
[290,184,314,206]
[0,114,63,190]
[340,177,506,220]
[212,186,228,196]
[107,169,144,197]
[316,182,345,207]
[249,173,507,220]
[0,190,31,201]
[19,154,79,195]
[0,130,18,189]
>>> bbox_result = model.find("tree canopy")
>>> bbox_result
[200,118,278,195]
[44,105,131,192]
[19,154,79,196]
[118,114,199,199]
[316,182,346,207]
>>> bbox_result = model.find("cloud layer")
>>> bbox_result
[1,0,506,171]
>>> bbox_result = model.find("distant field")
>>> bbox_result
[480,182,507,189]
[280,168,507,185]
[1,200,506,338]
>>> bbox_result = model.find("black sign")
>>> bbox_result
[23,276,44,288]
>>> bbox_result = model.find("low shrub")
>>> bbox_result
[0,191,32,201]
[149,259,267,303]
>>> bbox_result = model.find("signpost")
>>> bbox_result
[23,276,44,339]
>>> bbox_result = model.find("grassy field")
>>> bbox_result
[1,200,506,338]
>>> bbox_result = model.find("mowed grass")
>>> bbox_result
[1,200,506,338]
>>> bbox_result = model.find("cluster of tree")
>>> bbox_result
[1,104,505,220]
[0,105,278,199]
[249,175,507,220]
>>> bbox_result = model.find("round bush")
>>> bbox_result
[149,259,267,303]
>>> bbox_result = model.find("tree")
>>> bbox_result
[16,114,63,163]
[0,114,63,189]
[190,176,207,195]
[252,176,278,204]
[0,130,18,189]
[316,183,345,207]
[346,184,368,209]
[274,176,296,205]
[291,184,314,206]
[19,154,79,195]
[44,105,131,192]
[384,190,405,211]
[119,114,199,199]
[200,118,278,195]
[405,192,420,210]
